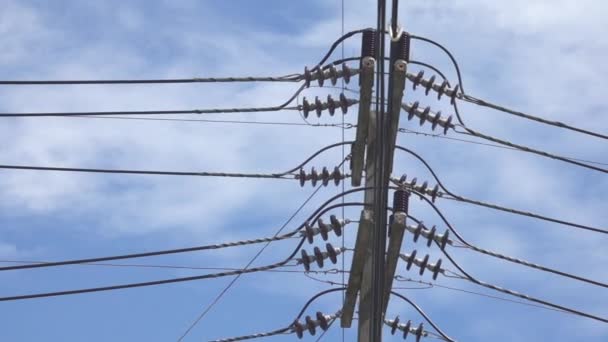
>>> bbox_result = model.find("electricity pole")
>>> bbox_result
[342,1,409,341]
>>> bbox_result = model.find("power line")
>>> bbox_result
[407,44,608,173]
[405,209,608,290]
[66,115,356,128]
[0,75,301,86]
[398,127,608,166]
[0,260,319,273]
[395,276,568,315]
[395,186,608,324]
[463,94,608,141]
[454,125,608,174]
[411,34,608,141]
[0,141,355,182]
[0,234,298,272]
[0,164,293,179]
[176,186,323,341]
[389,292,456,342]
[395,145,608,235]
[0,259,300,302]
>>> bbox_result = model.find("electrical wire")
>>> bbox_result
[0,164,293,179]
[0,28,369,87]
[462,95,608,141]
[408,44,608,173]
[398,127,608,166]
[0,260,319,273]
[339,4,347,342]
[0,75,301,86]
[405,213,608,289]
[454,126,608,174]
[209,288,345,342]
[0,233,298,271]
[390,291,457,342]
[177,188,324,341]
[398,187,608,324]
[67,115,355,128]
[0,140,354,180]
[394,145,608,235]
[0,186,370,301]
[177,155,359,341]
[393,276,567,314]
[314,316,337,342]
[0,259,301,302]
[411,34,608,141]
[0,28,372,119]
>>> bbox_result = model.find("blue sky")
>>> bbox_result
[0,0,607,341]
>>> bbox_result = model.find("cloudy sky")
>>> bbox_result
[0,1,607,341]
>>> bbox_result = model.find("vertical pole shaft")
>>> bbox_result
[370,0,388,340]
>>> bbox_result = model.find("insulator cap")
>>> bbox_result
[432,259,443,280]
[342,63,351,84]
[426,226,437,247]
[405,250,417,270]
[390,316,400,335]
[440,230,450,250]
[302,97,311,118]
[330,215,343,236]
[321,167,330,186]
[304,67,312,88]
[314,97,323,117]
[328,65,338,86]
[318,218,330,241]
[293,320,304,338]
[316,312,329,330]
[415,323,425,342]
[326,243,338,264]
[305,316,317,335]
[403,320,412,339]
[313,247,324,268]
[301,250,311,271]
[304,222,314,244]
[419,254,430,275]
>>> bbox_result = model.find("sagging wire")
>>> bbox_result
[394,145,608,235]
[0,29,372,118]
[393,184,608,324]
[390,291,457,342]
[0,141,354,186]
[408,35,608,141]
[208,288,346,342]
[406,55,608,174]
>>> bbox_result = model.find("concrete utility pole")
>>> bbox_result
[342,1,410,340]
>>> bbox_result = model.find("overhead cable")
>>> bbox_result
[405,60,608,174]
[396,186,608,324]
[0,141,354,183]
[209,288,345,342]
[394,145,608,235]
[389,292,456,342]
